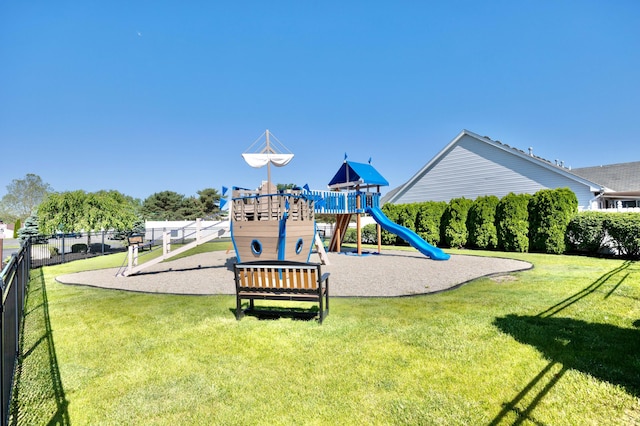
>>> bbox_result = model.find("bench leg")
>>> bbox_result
[235,295,243,320]
[318,279,329,324]
[325,278,329,316]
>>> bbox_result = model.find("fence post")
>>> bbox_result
[127,245,133,275]
[163,229,170,255]
[1,285,4,426]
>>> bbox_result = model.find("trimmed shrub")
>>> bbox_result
[604,213,640,258]
[343,227,357,244]
[381,204,400,245]
[529,188,578,254]
[415,201,447,246]
[396,204,418,232]
[440,197,473,248]
[382,203,419,246]
[566,211,608,254]
[361,224,378,244]
[467,195,499,249]
[496,192,531,252]
[71,243,88,253]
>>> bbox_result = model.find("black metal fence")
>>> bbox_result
[28,230,129,268]
[0,239,31,426]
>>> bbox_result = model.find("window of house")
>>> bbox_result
[621,200,639,208]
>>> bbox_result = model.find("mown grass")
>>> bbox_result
[12,247,640,425]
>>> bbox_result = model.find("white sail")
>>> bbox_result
[242,153,294,168]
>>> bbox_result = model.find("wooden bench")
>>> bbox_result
[233,260,330,323]
[127,234,152,251]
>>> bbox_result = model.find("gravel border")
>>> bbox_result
[55,250,532,297]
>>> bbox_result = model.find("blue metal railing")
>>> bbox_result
[309,191,381,214]
[231,188,381,216]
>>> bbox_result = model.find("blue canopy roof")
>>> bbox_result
[328,161,389,188]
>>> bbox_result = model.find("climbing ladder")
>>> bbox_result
[328,213,352,252]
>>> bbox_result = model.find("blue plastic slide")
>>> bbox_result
[365,207,450,260]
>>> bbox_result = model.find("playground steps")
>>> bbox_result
[329,214,352,252]
[121,226,229,277]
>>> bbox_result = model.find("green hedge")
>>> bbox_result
[567,211,640,258]
[467,195,499,249]
[566,211,608,254]
[381,204,400,245]
[380,203,419,246]
[376,189,638,258]
[604,213,640,258]
[361,223,378,244]
[495,193,531,253]
[440,197,473,248]
[415,201,447,246]
[343,227,357,244]
[529,188,578,254]
[71,243,88,253]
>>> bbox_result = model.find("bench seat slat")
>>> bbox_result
[234,260,329,323]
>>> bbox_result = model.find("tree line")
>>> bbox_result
[0,174,223,238]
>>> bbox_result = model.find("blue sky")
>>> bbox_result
[2,1,639,201]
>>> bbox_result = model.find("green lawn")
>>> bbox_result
[12,246,640,425]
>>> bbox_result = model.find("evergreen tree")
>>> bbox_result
[529,188,577,254]
[415,201,447,246]
[18,215,41,243]
[179,196,206,220]
[496,192,531,252]
[196,188,222,218]
[142,191,186,220]
[467,195,499,249]
[441,197,473,248]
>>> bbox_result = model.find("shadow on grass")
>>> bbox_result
[11,269,69,425]
[133,255,237,276]
[536,260,633,318]
[490,260,639,425]
[231,305,320,322]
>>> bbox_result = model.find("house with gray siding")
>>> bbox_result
[571,162,640,209]
[382,129,640,211]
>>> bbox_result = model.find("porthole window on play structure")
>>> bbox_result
[251,239,263,256]
[295,238,304,255]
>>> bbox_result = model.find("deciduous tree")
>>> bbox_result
[1,173,53,220]
[38,190,139,246]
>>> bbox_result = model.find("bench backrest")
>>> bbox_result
[128,235,144,245]
[235,262,321,291]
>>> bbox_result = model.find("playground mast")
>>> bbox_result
[242,129,294,190]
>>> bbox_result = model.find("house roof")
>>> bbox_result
[382,129,607,204]
[328,161,389,188]
[570,162,640,193]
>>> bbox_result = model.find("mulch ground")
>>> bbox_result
[55,249,532,297]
